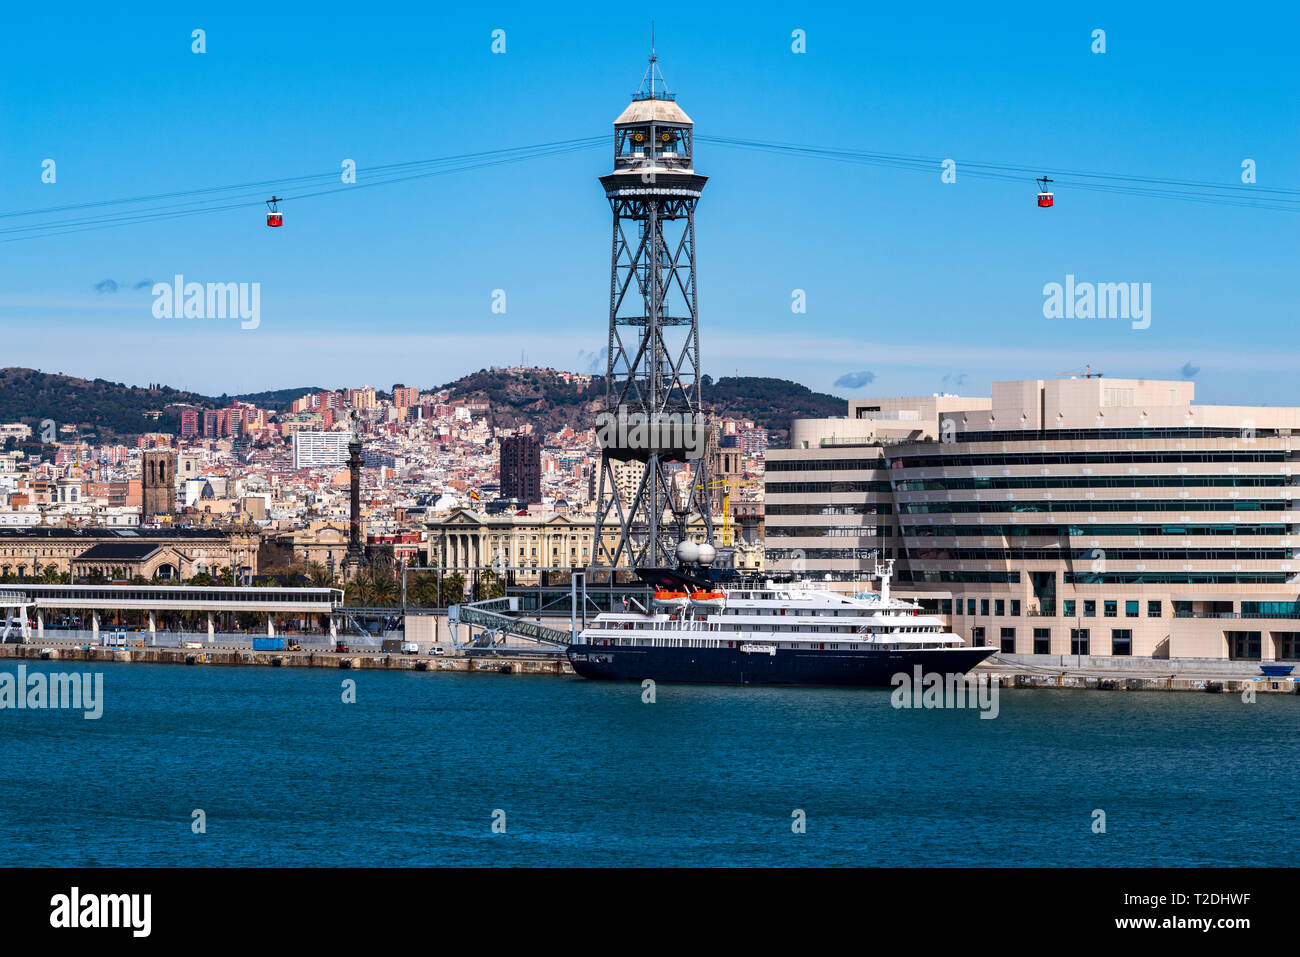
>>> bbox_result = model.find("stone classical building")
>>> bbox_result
[284,521,351,571]
[0,526,259,581]
[426,508,737,584]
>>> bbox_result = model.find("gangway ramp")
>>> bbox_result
[449,598,574,646]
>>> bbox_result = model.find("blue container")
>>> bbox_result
[252,637,285,651]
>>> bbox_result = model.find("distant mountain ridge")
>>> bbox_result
[0,368,323,440]
[441,368,847,436]
[0,365,848,441]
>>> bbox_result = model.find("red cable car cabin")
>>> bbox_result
[1036,176,1054,208]
[265,196,284,227]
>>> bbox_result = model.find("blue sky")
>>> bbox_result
[1,2,1296,404]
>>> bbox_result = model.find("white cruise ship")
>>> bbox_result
[568,561,996,686]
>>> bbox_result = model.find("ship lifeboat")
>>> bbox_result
[689,589,727,613]
[651,589,691,612]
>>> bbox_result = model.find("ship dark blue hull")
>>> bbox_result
[567,644,995,687]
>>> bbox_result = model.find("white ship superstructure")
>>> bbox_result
[569,562,996,685]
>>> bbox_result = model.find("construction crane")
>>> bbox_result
[693,477,763,547]
[1056,364,1104,378]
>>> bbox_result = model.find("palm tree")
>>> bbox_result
[439,572,466,607]
[475,569,506,601]
[409,573,438,608]
[368,569,398,606]
[306,561,334,587]
[349,575,376,606]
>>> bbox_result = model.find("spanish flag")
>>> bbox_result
[469,489,480,501]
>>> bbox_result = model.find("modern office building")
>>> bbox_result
[765,393,985,581]
[768,376,1300,662]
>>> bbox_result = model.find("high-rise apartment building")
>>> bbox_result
[344,386,377,410]
[500,434,542,503]
[293,431,351,469]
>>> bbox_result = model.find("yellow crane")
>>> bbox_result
[693,477,762,547]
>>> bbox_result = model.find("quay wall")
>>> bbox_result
[2,645,1297,694]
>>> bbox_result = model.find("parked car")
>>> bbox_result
[335,642,350,653]
[429,646,446,656]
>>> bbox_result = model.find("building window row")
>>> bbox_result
[766,547,890,561]
[996,626,1132,655]
[905,523,1287,538]
[893,451,1290,469]
[896,570,1022,584]
[766,526,890,538]
[910,548,1290,562]
[766,458,883,472]
[894,474,1289,492]
[767,481,892,494]
[942,427,1290,443]
[766,504,886,516]
[900,500,1284,515]
[1065,572,1291,585]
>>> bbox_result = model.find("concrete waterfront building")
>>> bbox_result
[765,394,985,581]
[769,376,1300,663]
[292,431,350,469]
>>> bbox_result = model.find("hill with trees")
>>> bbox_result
[440,367,846,436]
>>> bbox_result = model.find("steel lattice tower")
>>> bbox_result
[591,52,713,573]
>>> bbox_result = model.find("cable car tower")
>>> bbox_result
[591,47,714,575]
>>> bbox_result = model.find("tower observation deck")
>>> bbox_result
[591,51,714,574]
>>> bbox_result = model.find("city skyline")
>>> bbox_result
[1,6,1295,401]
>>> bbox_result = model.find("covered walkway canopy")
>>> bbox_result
[10,583,343,614]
